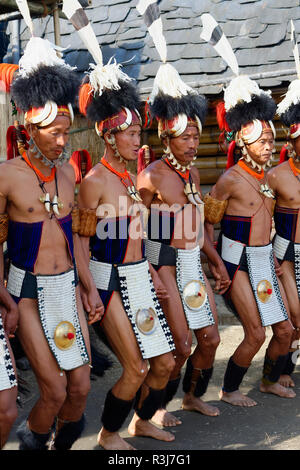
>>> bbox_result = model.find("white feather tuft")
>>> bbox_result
[148,17,167,63]
[224,75,271,111]
[18,37,74,77]
[149,63,196,103]
[89,58,133,96]
[277,79,300,115]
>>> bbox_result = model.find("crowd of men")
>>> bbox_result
[0,1,299,451]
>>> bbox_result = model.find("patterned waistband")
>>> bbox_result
[221,234,272,266]
[144,239,200,267]
[7,263,78,300]
[89,258,147,291]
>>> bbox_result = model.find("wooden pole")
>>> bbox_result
[53,1,61,48]
[0,0,66,19]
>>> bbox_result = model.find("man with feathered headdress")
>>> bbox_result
[63,0,177,450]
[137,2,231,427]
[202,15,295,406]
[267,21,300,390]
[0,0,104,450]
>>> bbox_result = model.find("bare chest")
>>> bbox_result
[7,171,74,221]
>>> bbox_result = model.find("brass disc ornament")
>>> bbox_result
[257,280,273,303]
[54,321,76,350]
[183,280,207,310]
[136,308,157,335]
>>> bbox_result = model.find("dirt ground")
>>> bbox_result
[3,313,300,454]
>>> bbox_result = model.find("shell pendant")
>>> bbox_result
[184,183,204,206]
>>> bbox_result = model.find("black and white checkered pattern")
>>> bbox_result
[176,246,215,330]
[246,244,289,327]
[294,244,300,298]
[117,259,175,359]
[0,314,17,391]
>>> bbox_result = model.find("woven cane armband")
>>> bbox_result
[71,207,80,233]
[203,193,228,224]
[0,213,8,244]
[79,208,97,237]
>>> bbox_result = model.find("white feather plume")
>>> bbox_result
[291,20,300,80]
[200,14,239,76]
[89,57,133,96]
[18,37,73,77]
[224,75,271,111]
[62,0,103,66]
[149,63,197,103]
[136,0,167,63]
[16,0,34,36]
[277,79,300,115]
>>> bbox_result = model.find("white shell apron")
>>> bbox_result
[221,235,289,327]
[89,258,175,359]
[273,233,300,298]
[7,264,89,371]
[175,245,215,330]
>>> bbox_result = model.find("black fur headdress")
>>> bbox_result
[135,0,207,130]
[149,63,207,126]
[200,14,276,133]
[11,61,80,112]
[62,0,141,126]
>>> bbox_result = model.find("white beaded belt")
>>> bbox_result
[221,236,288,327]
[221,234,245,265]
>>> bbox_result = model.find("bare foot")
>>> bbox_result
[260,382,296,398]
[128,413,175,442]
[182,393,220,416]
[151,408,182,427]
[279,374,295,388]
[219,389,257,407]
[97,428,135,450]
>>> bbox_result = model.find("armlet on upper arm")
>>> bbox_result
[0,213,9,244]
[203,193,228,224]
[79,208,97,237]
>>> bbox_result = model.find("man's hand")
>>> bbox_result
[208,260,231,295]
[150,271,170,301]
[79,283,104,325]
[1,302,19,338]
[274,255,283,277]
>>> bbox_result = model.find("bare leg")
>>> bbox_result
[276,261,300,388]
[219,271,265,407]
[17,299,69,433]
[150,266,190,427]
[182,274,220,416]
[128,353,175,442]
[56,288,91,424]
[97,293,148,450]
[259,275,295,399]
